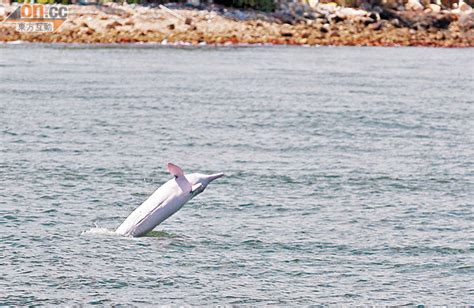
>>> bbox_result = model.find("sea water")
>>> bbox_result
[0,45,473,304]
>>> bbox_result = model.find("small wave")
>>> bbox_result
[144,230,178,238]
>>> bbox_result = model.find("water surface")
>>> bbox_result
[0,45,473,305]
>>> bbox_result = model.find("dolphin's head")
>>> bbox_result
[187,172,224,196]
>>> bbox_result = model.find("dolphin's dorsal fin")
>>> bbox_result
[167,163,184,177]
[167,163,192,192]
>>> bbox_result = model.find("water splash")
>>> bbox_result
[81,227,119,237]
[81,227,177,239]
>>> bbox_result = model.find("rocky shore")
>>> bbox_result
[0,2,473,47]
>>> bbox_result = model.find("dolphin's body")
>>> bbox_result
[116,163,224,237]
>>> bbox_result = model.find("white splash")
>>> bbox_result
[81,227,120,237]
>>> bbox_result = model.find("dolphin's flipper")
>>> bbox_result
[191,183,204,197]
[192,183,203,192]
[168,163,192,192]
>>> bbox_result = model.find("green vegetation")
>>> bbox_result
[36,0,56,4]
[233,0,275,11]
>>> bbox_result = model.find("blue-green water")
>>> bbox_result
[0,45,473,305]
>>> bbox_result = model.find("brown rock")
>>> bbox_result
[124,19,135,26]
[460,2,473,13]
[429,4,441,13]
[106,21,122,30]
[459,12,474,29]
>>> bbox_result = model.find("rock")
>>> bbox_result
[364,17,376,26]
[429,4,441,13]
[459,12,474,29]
[0,3,472,47]
[368,12,380,21]
[106,21,122,30]
[331,14,345,23]
[98,6,130,18]
[272,12,296,24]
[390,18,401,27]
[320,23,330,32]
[460,2,473,13]
[338,8,368,18]
[187,0,200,6]
[85,28,95,36]
[406,0,424,11]
[308,0,319,9]
[432,14,453,28]
[370,21,384,30]
[124,18,134,26]
[224,10,248,21]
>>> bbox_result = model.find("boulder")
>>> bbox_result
[460,2,473,13]
[406,0,424,11]
[106,21,123,30]
[429,4,441,13]
[459,12,474,29]
[432,14,453,28]
[337,8,369,18]
[308,0,319,8]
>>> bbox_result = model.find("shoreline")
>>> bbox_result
[1,3,473,47]
[1,40,472,48]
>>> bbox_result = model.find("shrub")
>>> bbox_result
[233,0,275,11]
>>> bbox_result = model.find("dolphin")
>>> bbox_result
[116,163,224,237]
